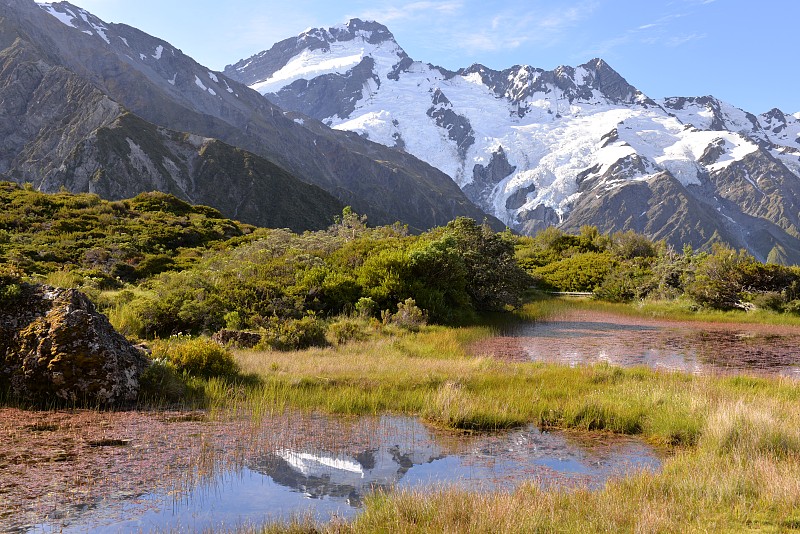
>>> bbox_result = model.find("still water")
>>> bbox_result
[476,309,800,378]
[6,411,660,533]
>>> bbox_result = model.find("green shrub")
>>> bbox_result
[0,266,22,303]
[389,298,427,331]
[534,252,614,292]
[224,311,244,330]
[785,300,800,315]
[151,336,240,378]
[106,303,144,338]
[444,218,530,311]
[747,291,785,312]
[138,358,187,402]
[259,314,328,351]
[593,260,655,302]
[328,318,367,345]
[355,297,378,318]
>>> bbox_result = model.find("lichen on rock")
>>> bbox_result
[0,284,149,405]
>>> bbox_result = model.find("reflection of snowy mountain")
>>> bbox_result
[227,19,800,263]
[245,416,661,508]
[276,450,365,477]
[252,441,446,506]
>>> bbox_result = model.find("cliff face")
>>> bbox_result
[0,285,150,405]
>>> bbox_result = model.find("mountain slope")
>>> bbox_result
[226,19,800,262]
[2,1,498,232]
[0,8,341,231]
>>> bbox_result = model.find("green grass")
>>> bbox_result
[581,296,800,326]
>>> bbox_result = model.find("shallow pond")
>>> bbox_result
[474,308,800,378]
[0,409,661,532]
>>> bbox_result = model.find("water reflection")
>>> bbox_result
[483,310,800,378]
[23,414,661,533]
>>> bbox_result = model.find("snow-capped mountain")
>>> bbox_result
[226,19,800,263]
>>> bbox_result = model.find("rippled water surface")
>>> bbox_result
[0,410,661,533]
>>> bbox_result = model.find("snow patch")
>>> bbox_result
[39,4,77,28]
[208,71,219,83]
[119,36,129,47]
[251,38,404,95]
[705,136,758,173]
[90,23,110,44]
[194,76,208,91]
[293,118,305,125]
[153,45,164,60]
[168,73,177,86]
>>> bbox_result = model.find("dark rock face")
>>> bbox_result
[270,57,380,121]
[44,113,345,233]
[518,204,561,235]
[426,89,475,158]
[662,96,762,135]
[459,58,647,114]
[211,329,262,349]
[0,285,149,405]
[464,147,516,211]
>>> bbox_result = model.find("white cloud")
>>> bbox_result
[451,1,598,54]
[358,1,463,23]
[666,32,707,47]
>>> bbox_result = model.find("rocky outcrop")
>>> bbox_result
[211,329,262,349]
[0,285,149,405]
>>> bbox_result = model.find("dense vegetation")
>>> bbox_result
[0,184,529,343]
[0,181,252,286]
[519,225,800,313]
[4,183,800,346]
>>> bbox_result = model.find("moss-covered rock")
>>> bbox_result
[0,284,149,405]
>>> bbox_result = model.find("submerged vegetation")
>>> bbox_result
[4,186,800,531]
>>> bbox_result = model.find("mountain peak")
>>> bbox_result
[340,18,395,43]
[224,18,403,88]
[295,18,397,47]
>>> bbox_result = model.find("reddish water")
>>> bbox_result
[473,309,800,379]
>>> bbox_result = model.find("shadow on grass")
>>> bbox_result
[136,364,265,410]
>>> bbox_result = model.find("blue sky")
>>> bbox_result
[65,0,797,114]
